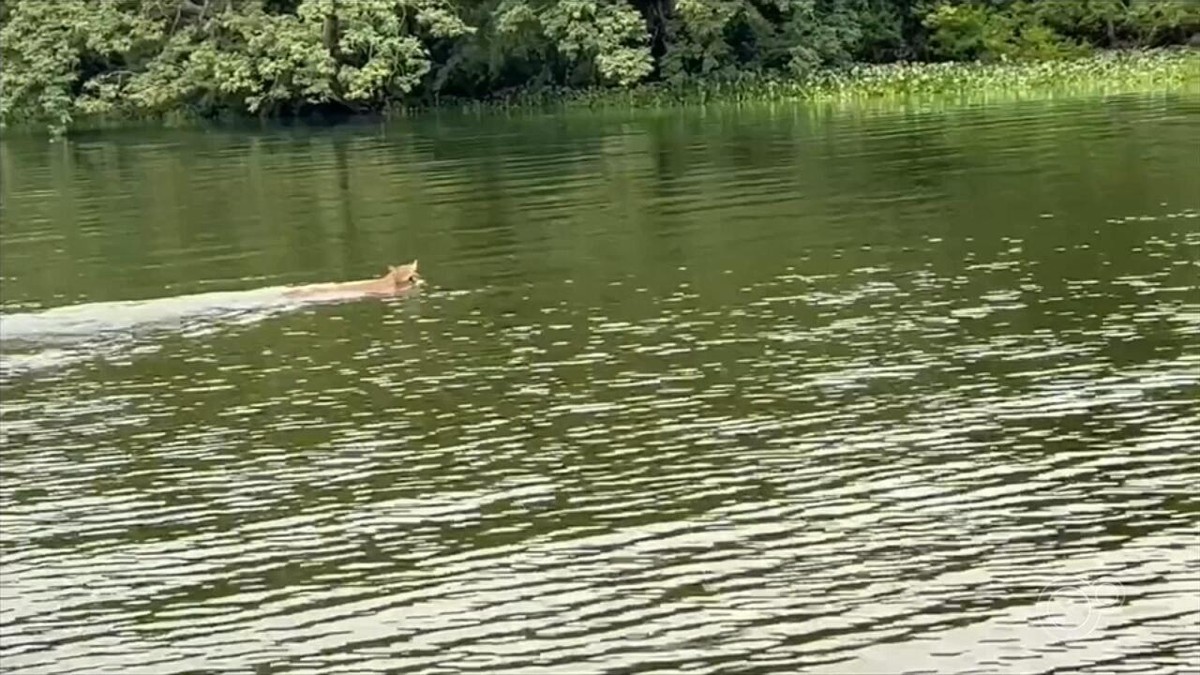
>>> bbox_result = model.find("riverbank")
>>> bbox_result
[406,48,1200,114]
[9,48,1199,138]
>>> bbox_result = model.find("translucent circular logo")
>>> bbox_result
[1033,577,1126,642]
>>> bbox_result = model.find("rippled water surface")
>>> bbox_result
[2,96,1199,674]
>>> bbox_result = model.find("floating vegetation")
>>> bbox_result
[412,49,1200,115]
[11,48,1199,137]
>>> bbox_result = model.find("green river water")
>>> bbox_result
[1,94,1198,674]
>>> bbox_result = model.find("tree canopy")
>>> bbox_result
[2,0,1198,133]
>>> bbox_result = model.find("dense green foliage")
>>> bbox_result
[2,0,1198,134]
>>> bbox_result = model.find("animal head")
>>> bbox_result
[387,260,422,288]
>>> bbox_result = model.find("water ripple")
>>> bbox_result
[2,96,1199,674]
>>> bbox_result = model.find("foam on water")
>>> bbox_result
[0,285,407,379]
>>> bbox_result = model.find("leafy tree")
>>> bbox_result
[2,0,1197,134]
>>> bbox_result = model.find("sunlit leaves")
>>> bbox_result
[494,0,652,85]
[0,0,470,132]
[1,0,1197,135]
[0,0,160,134]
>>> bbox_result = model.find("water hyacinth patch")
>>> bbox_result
[412,48,1200,115]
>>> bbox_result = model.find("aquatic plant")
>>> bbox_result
[1,0,1196,136]
[403,48,1200,114]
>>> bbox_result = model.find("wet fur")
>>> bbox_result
[283,261,423,299]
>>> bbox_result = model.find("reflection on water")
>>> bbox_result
[1,96,1199,674]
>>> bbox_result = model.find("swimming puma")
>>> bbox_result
[283,261,423,300]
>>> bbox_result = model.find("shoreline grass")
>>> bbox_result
[8,48,1198,138]
[396,48,1200,115]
